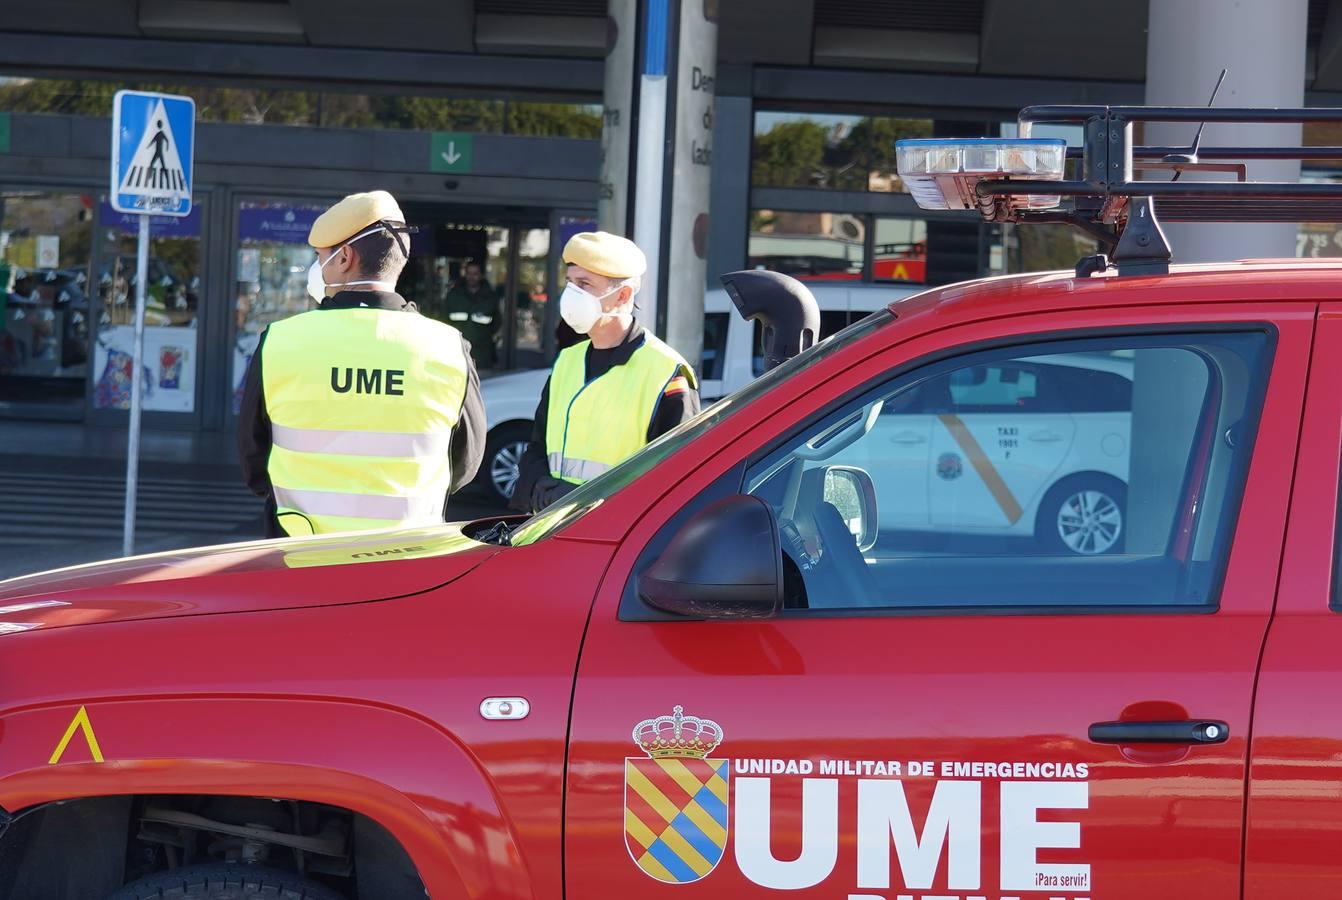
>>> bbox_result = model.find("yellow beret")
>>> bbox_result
[562,231,647,279]
[308,190,405,249]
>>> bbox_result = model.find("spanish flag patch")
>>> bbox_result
[663,376,691,397]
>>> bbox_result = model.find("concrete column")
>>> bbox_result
[599,0,718,365]
[1145,0,1308,262]
[599,0,637,236]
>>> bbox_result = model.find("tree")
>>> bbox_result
[751,120,828,188]
[506,102,602,138]
[835,117,932,190]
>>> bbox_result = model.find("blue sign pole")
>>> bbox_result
[111,90,195,556]
[122,213,150,557]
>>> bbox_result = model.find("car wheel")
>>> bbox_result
[478,421,532,505]
[106,863,346,900]
[1036,474,1127,556]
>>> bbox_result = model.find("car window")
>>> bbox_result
[701,312,730,380]
[742,331,1270,611]
[947,364,1041,410]
[752,310,852,376]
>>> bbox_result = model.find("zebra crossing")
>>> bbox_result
[0,470,264,547]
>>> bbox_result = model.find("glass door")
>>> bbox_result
[227,199,327,417]
[89,196,206,425]
[0,189,97,420]
[398,207,554,373]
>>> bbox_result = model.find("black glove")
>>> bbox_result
[529,475,576,512]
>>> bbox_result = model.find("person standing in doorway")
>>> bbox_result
[237,190,486,537]
[443,260,501,370]
[509,231,699,513]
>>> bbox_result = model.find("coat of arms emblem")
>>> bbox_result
[624,705,728,883]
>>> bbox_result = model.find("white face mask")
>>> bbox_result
[306,226,401,301]
[560,282,626,334]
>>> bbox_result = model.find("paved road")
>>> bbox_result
[0,467,507,581]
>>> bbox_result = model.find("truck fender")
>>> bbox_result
[0,696,537,900]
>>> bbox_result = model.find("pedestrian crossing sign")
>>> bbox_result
[110,90,195,217]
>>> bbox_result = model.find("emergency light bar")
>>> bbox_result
[896,138,1066,212]
[897,103,1342,277]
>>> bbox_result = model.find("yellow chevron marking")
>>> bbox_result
[48,706,104,765]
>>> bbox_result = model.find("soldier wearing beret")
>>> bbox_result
[238,190,486,537]
[510,231,700,513]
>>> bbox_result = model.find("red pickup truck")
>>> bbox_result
[0,255,1340,900]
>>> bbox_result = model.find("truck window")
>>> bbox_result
[742,330,1270,611]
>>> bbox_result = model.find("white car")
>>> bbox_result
[475,283,919,503]
[833,352,1133,555]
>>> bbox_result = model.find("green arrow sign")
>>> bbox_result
[430,131,473,173]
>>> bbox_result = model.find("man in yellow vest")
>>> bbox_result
[509,231,699,513]
[237,190,486,537]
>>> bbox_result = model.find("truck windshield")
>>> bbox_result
[509,309,896,546]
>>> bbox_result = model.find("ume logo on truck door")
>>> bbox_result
[623,706,1093,899]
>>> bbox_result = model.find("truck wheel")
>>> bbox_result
[106,864,347,900]
[478,421,532,505]
[1036,474,1126,556]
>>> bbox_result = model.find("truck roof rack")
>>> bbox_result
[896,104,1342,277]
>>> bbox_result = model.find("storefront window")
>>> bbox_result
[749,209,865,281]
[403,223,509,372]
[752,111,932,191]
[231,201,324,414]
[92,199,204,413]
[0,191,94,414]
[1003,223,1098,274]
[873,217,928,283]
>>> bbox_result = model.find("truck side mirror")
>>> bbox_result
[638,495,783,619]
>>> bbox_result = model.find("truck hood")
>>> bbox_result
[0,523,501,634]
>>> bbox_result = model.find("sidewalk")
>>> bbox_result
[0,422,263,579]
[0,421,505,581]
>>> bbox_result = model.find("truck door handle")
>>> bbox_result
[890,431,927,445]
[1029,430,1064,443]
[1088,720,1229,745]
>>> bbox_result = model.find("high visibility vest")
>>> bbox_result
[261,307,468,536]
[545,333,696,485]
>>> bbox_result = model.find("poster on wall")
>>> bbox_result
[92,325,197,413]
[35,235,60,269]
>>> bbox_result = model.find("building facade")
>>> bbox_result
[0,0,1337,433]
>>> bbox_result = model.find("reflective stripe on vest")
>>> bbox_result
[544,333,696,486]
[271,423,452,458]
[273,487,444,523]
[546,452,611,482]
[262,306,468,536]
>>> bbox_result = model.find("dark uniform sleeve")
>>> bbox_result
[508,376,552,512]
[237,328,272,498]
[647,364,701,442]
[449,333,487,494]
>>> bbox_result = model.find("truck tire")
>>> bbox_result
[1036,473,1127,556]
[477,420,532,505]
[106,864,347,900]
